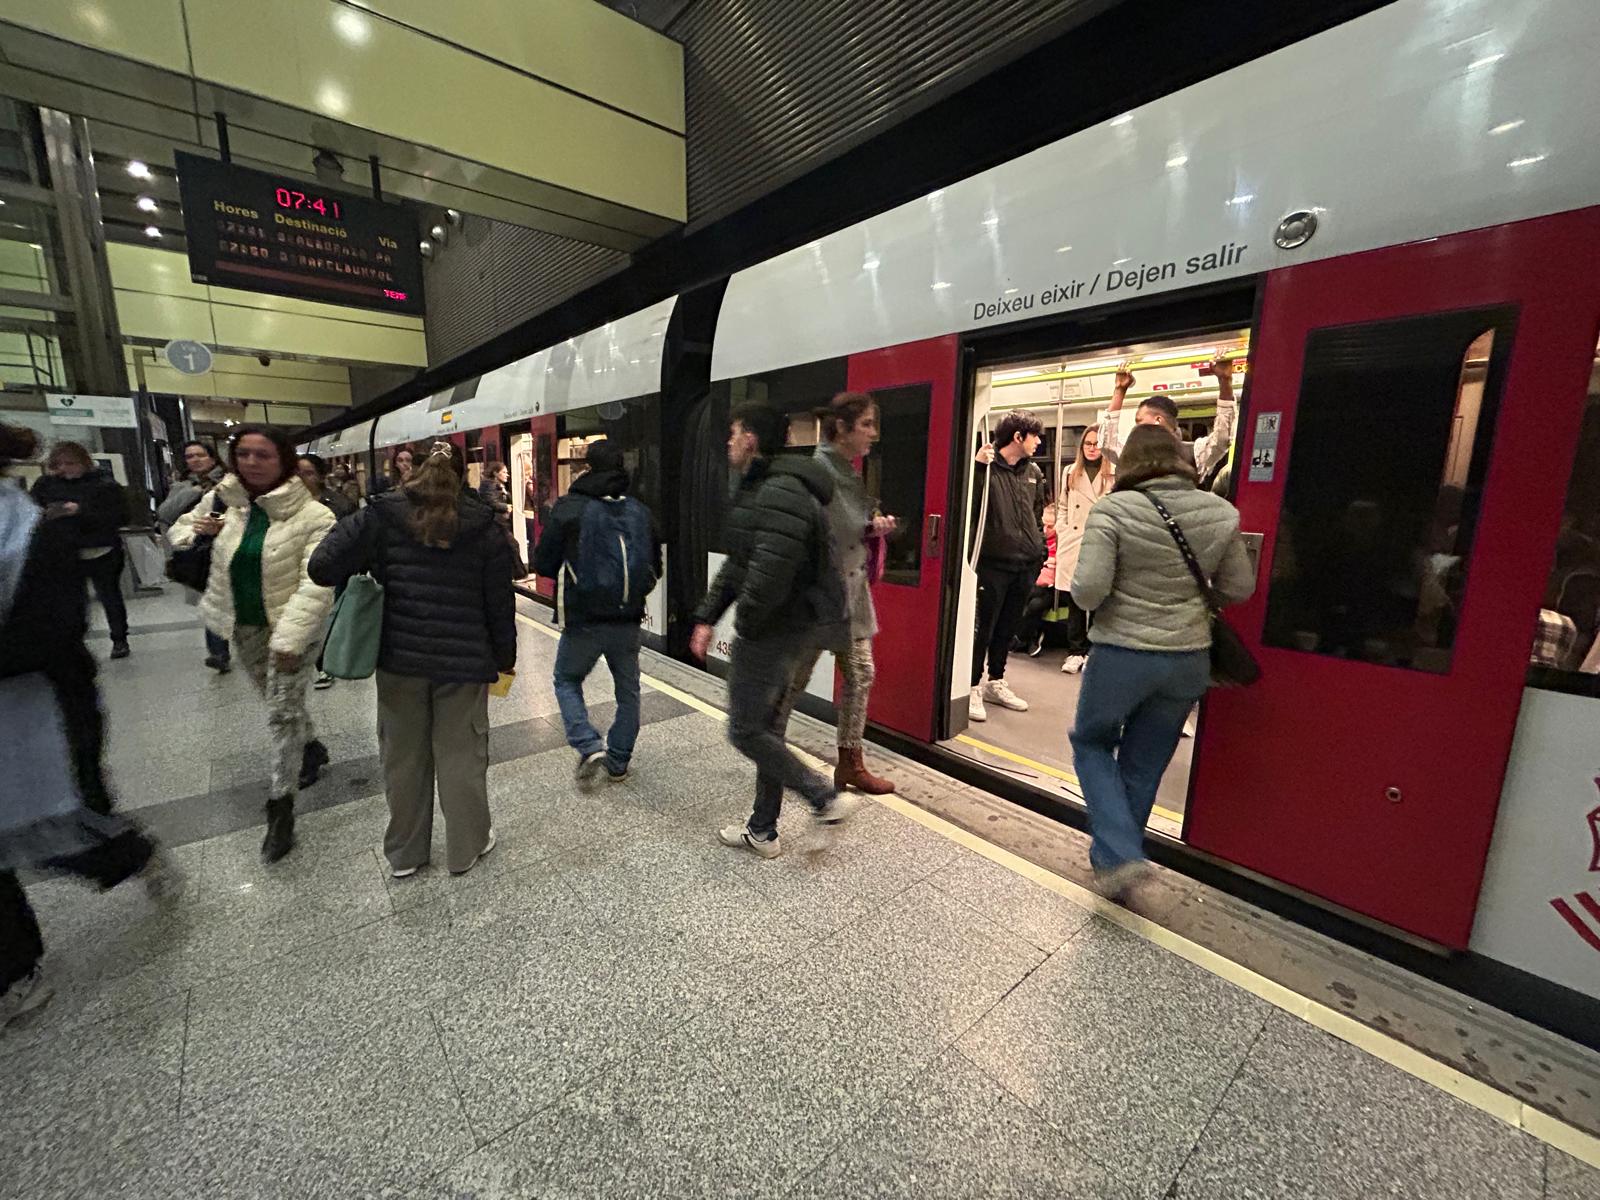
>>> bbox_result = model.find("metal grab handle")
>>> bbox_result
[925,513,943,559]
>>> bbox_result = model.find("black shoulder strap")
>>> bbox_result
[1140,490,1220,615]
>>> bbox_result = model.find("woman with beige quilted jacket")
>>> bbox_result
[170,425,335,863]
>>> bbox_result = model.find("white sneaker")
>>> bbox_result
[1181,713,1197,738]
[811,793,857,826]
[718,823,781,859]
[984,678,1029,711]
[968,686,988,723]
[1061,654,1087,675]
[390,863,421,879]
[313,672,335,690]
[575,750,607,785]
[450,828,497,876]
[0,968,52,1033]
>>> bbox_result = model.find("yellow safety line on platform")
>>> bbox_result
[955,733,1185,826]
[514,613,1600,1167]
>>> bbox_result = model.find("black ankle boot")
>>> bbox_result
[298,739,329,790]
[261,795,296,864]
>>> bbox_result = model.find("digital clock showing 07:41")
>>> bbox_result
[274,187,344,220]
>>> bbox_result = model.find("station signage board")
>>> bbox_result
[174,151,424,316]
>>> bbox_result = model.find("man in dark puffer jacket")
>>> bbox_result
[690,402,854,859]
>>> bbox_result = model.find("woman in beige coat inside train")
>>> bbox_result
[1055,424,1113,674]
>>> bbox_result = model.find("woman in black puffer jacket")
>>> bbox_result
[309,441,516,879]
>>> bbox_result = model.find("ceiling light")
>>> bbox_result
[1467,53,1504,70]
[861,254,881,270]
[126,160,152,180]
[1055,244,1072,253]
[1488,119,1524,135]
[1109,113,1133,126]
[1004,288,1019,295]
[143,225,161,238]
[1507,154,1547,168]
[1165,154,1189,169]
[333,8,371,45]
[1112,258,1131,266]
[1226,194,1254,206]
[136,196,158,213]
[931,281,952,290]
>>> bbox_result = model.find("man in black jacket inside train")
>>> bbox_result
[690,402,855,858]
[970,410,1048,723]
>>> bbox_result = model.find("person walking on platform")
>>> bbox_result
[690,402,855,858]
[776,391,900,795]
[310,441,515,878]
[1056,425,1115,674]
[170,426,336,864]
[1095,354,1238,485]
[31,442,131,660]
[532,439,660,785]
[0,423,179,1030]
[970,411,1048,722]
[160,440,232,672]
[1068,425,1253,899]
[297,453,356,521]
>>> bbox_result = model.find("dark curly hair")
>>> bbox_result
[994,410,1044,449]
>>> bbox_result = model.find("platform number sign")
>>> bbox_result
[163,339,213,377]
[1248,410,1282,482]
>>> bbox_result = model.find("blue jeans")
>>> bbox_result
[553,623,642,767]
[204,628,230,663]
[1068,644,1209,873]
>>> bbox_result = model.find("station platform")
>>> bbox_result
[5,588,1600,1199]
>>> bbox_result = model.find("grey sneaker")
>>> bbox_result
[811,792,858,826]
[139,848,186,903]
[718,824,781,859]
[450,828,497,876]
[575,750,607,785]
[0,968,52,1033]
[1091,860,1152,901]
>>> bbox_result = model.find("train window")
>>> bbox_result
[861,383,931,586]
[1527,343,1600,693]
[1262,307,1517,673]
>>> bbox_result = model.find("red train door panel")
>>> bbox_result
[1188,209,1600,947]
[847,336,959,741]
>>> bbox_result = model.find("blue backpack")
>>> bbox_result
[565,496,657,619]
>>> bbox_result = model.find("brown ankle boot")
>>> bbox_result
[834,747,896,795]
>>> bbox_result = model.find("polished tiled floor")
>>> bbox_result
[4,589,1596,1198]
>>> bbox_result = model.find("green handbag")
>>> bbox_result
[320,572,384,679]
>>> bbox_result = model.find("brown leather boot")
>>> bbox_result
[834,747,896,795]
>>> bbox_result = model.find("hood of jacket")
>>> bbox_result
[216,472,317,521]
[571,466,630,499]
[767,454,835,505]
[369,485,497,539]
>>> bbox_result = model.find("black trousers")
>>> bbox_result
[0,826,153,993]
[49,646,113,816]
[81,546,128,642]
[973,561,1036,686]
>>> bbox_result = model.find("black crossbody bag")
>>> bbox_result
[166,493,226,592]
[1141,491,1260,688]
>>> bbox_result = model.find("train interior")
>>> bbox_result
[944,330,1251,838]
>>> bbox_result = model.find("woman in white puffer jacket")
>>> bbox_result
[170,425,335,863]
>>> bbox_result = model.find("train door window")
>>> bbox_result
[861,384,931,586]
[1527,339,1600,692]
[1262,308,1517,673]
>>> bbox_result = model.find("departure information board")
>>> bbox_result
[174,152,424,316]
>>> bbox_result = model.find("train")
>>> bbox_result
[306,0,1600,1017]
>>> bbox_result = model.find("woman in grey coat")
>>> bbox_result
[1068,424,1254,899]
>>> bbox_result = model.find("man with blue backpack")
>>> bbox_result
[533,439,662,784]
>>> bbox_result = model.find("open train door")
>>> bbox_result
[847,335,960,741]
[1187,209,1600,948]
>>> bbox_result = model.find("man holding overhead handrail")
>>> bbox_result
[1097,354,1239,487]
